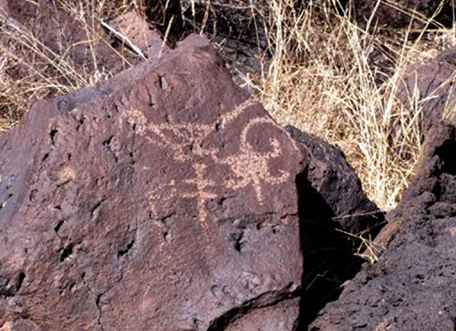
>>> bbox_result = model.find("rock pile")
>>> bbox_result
[4,1,456,330]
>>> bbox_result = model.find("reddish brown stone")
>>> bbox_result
[397,47,456,134]
[109,11,167,60]
[224,298,301,331]
[287,126,384,327]
[309,122,456,330]
[0,34,305,330]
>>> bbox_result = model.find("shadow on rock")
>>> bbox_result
[287,127,385,329]
[309,121,456,330]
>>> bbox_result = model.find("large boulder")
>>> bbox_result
[309,121,456,330]
[0,35,306,330]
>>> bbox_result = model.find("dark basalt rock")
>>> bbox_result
[350,0,455,29]
[0,35,306,330]
[397,47,456,134]
[287,126,382,235]
[309,121,456,331]
[287,126,384,328]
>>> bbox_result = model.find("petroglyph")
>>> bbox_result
[181,163,218,233]
[148,179,177,218]
[144,98,258,162]
[132,98,292,234]
[220,117,290,205]
[56,166,76,186]
[119,108,148,135]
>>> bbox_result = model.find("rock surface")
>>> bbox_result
[224,298,301,331]
[0,35,306,330]
[397,47,456,133]
[350,0,455,28]
[309,121,456,330]
[287,126,382,235]
[109,11,166,60]
[287,126,384,328]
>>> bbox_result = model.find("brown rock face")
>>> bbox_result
[309,122,456,330]
[0,35,306,330]
[224,298,301,331]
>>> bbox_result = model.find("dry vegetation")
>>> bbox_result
[0,0,137,131]
[204,0,455,210]
[1,0,455,211]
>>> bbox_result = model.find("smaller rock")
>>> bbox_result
[309,121,456,331]
[109,11,167,60]
[397,47,456,134]
[287,126,382,235]
[287,126,384,328]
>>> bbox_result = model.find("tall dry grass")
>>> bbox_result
[238,0,455,210]
[0,0,140,132]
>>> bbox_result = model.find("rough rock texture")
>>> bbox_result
[287,126,382,235]
[224,298,301,331]
[0,35,306,330]
[397,47,456,133]
[110,11,167,59]
[350,0,455,28]
[286,126,384,328]
[309,121,456,330]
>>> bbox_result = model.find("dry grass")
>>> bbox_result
[236,0,454,210]
[1,0,455,211]
[0,0,141,131]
